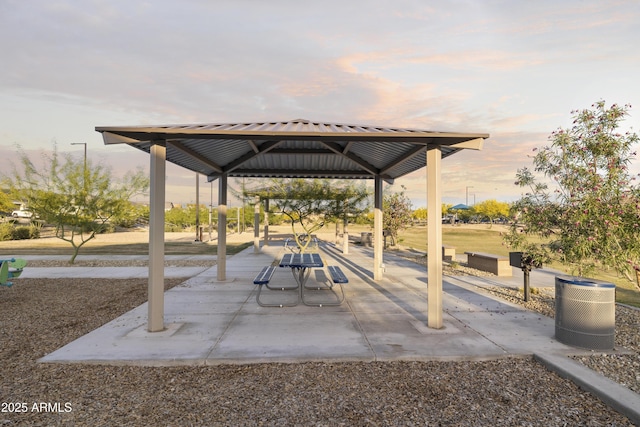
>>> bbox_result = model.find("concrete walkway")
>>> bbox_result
[35,241,640,423]
[18,255,213,279]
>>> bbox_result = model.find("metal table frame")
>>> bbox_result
[271,253,344,307]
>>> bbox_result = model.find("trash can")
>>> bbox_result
[555,275,615,350]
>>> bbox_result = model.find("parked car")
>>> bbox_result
[11,209,33,218]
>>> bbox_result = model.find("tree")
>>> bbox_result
[253,178,369,253]
[383,186,413,246]
[412,207,427,222]
[4,145,149,263]
[504,101,640,284]
[473,199,510,226]
[0,191,15,213]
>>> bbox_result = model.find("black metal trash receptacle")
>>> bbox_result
[555,275,615,350]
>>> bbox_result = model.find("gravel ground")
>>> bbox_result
[0,261,638,425]
[482,285,640,396]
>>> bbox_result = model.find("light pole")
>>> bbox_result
[466,186,474,206]
[71,143,87,171]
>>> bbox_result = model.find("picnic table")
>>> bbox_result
[279,253,324,289]
[253,252,347,307]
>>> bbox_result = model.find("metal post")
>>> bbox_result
[209,181,213,241]
[264,198,269,246]
[217,174,227,281]
[195,173,200,241]
[254,196,260,253]
[428,148,443,328]
[148,141,166,332]
[373,176,383,280]
[524,268,531,302]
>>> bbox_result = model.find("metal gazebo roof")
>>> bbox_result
[96,119,489,182]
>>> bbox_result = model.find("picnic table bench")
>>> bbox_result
[0,258,27,287]
[465,252,512,276]
[253,255,348,307]
[327,266,348,284]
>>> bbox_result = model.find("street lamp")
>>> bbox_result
[70,143,87,171]
[466,186,474,206]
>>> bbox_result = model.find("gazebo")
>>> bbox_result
[96,119,489,332]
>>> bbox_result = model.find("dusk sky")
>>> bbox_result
[1,0,639,208]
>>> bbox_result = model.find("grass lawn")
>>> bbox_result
[0,232,253,257]
[2,223,639,307]
[397,224,640,308]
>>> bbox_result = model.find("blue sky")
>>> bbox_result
[1,0,639,207]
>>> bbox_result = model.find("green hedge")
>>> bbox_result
[0,223,41,241]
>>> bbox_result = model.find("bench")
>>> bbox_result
[253,266,298,307]
[327,266,348,284]
[301,266,347,307]
[442,245,456,262]
[253,266,277,285]
[0,258,27,287]
[465,252,512,276]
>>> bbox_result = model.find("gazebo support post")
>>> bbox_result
[217,174,228,281]
[254,196,260,253]
[427,147,443,328]
[374,176,384,280]
[148,140,166,332]
[263,198,269,246]
[343,213,349,255]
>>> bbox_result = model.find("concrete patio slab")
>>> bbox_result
[40,241,586,368]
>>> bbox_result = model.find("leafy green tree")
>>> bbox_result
[0,191,15,213]
[473,199,510,225]
[412,207,427,222]
[4,145,149,263]
[505,101,640,283]
[112,202,148,228]
[248,178,369,253]
[383,186,413,246]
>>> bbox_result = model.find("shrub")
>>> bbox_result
[11,224,40,240]
[0,223,14,241]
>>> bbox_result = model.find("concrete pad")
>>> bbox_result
[163,289,252,315]
[41,308,235,365]
[353,311,509,361]
[208,311,373,363]
[38,242,602,366]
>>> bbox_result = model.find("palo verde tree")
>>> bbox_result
[473,199,510,226]
[504,101,640,284]
[0,190,15,213]
[251,178,369,253]
[4,145,149,263]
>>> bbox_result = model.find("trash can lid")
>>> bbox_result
[556,275,615,288]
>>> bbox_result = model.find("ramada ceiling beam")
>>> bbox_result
[223,139,283,174]
[318,140,381,177]
[225,169,382,179]
[168,140,224,173]
[379,145,426,175]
